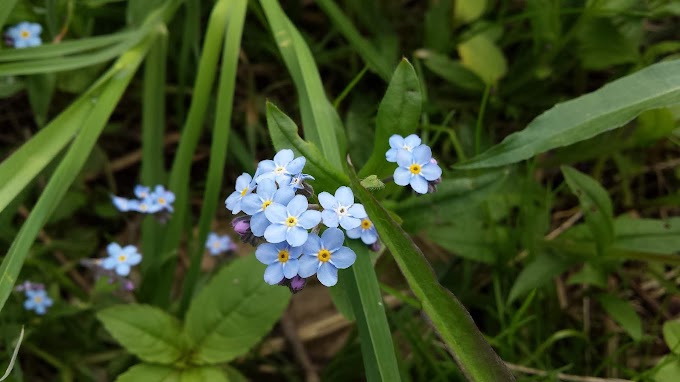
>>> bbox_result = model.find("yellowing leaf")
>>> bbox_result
[458,34,507,85]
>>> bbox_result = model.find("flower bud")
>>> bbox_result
[278,275,307,294]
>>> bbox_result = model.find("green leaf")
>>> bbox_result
[26,74,56,127]
[427,221,508,264]
[561,166,614,255]
[456,60,680,169]
[567,263,607,288]
[663,320,680,354]
[458,34,507,85]
[116,363,179,382]
[576,17,639,70]
[454,0,486,25]
[184,255,290,365]
[178,366,229,382]
[359,59,422,178]
[415,49,485,93]
[97,304,186,364]
[508,252,576,304]
[613,217,680,255]
[348,168,514,381]
[597,293,643,341]
[653,355,680,382]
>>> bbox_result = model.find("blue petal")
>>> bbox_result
[420,163,442,181]
[255,160,275,181]
[28,23,42,34]
[107,243,122,256]
[273,186,295,205]
[297,255,319,278]
[241,194,263,215]
[112,196,131,212]
[101,257,117,270]
[289,245,303,259]
[256,243,280,264]
[346,226,362,239]
[317,263,338,287]
[361,229,378,245]
[393,167,411,186]
[335,186,354,206]
[250,212,270,237]
[385,148,398,162]
[287,156,306,174]
[274,149,294,166]
[302,233,322,255]
[321,209,339,228]
[287,195,308,217]
[318,192,337,210]
[412,145,432,165]
[127,253,142,265]
[225,191,242,213]
[348,204,367,219]
[283,258,299,279]
[24,299,35,309]
[321,227,345,251]
[264,203,288,223]
[275,173,293,186]
[330,247,356,269]
[410,175,429,194]
[298,210,321,229]
[235,173,253,191]
[404,134,422,149]
[286,227,308,247]
[264,263,284,285]
[389,134,404,149]
[264,224,287,243]
[257,179,277,198]
[340,216,361,230]
[116,263,131,276]
[35,306,46,315]
[396,149,413,168]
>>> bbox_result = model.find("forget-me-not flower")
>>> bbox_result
[130,198,162,214]
[24,289,53,315]
[241,179,295,237]
[134,185,150,199]
[298,228,357,287]
[346,217,378,245]
[289,172,314,190]
[264,195,321,247]
[319,186,367,230]
[101,243,142,277]
[205,233,235,255]
[394,145,442,194]
[111,196,135,212]
[256,242,303,285]
[256,149,306,185]
[6,22,42,49]
[386,134,422,163]
[225,173,256,214]
[150,185,175,212]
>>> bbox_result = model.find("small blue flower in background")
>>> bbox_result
[318,186,367,230]
[298,228,357,287]
[24,289,53,315]
[386,134,422,163]
[101,243,142,277]
[241,179,295,237]
[255,242,303,285]
[111,196,135,212]
[256,149,306,185]
[289,172,314,190]
[151,185,175,212]
[130,198,162,214]
[225,173,256,214]
[264,195,321,247]
[394,145,442,194]
[346,217,378,245]
[6,22,42,48]
[134,185,150,199]
[205,233,235,255]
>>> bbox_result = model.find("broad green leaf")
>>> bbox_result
[116,363,179,382]
[454,0,486,25]
[562,166,614,255]
[458,34,507,85]
[348,168,514,381]
[576,17,639,70]
[427,222,508,264]
[0,32,157,313]
[97,304,186,364]
[508,252,576,304]
[415,49,485,93]
[184,255,290,365]
[663,320,680,354]
[178,367,228,382]
[224,366,249,382]
[598,293,643,341]
[456,60,680,169]
[613,217,680,254]
[653,356,680,382]
[360,59,422,178]
[632,108,676,145]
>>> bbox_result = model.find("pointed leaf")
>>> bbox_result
[598,293,643,341]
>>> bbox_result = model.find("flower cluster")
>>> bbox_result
[386,134,442,194]
[205,232,236,256]
[227,149,370,288]
[5,22,42,48]
[82,243,142,291]
[112,184,175,215]
[16,281,52,315]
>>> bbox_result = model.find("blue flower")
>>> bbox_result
[288,172,314,190]
[394,145,442,194]
[386,134,422,163]
[150,185,175,212]
[7,22,42,49]
[241,179,295,237]
[225,173,256,214]
[101,243,142,276]
[346,217,378,245]
[318,186,367,230]
[255,149,306,185]
[298,228,357,287]
[255,242,303,285]
[264,195,321,247]
[134,185,150,199]
[205,233,235,255]
[129,198,162,214]
[24,289,53,315]
[111,195,135,212]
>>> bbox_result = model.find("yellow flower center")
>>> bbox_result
[240,187,249,197]
[20,30,30,39]
[158,197,166,205]
[317,249,331,262]
[409,164,422,175]
[34,296,43,303]
[118,254,127,263]
[285,216,298,227]
[278,250,289,263]
[139,203,148,211]
[361,219,372,229]
[262,200,272,210]
[212,241,221,249]
[275,166,286,175]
